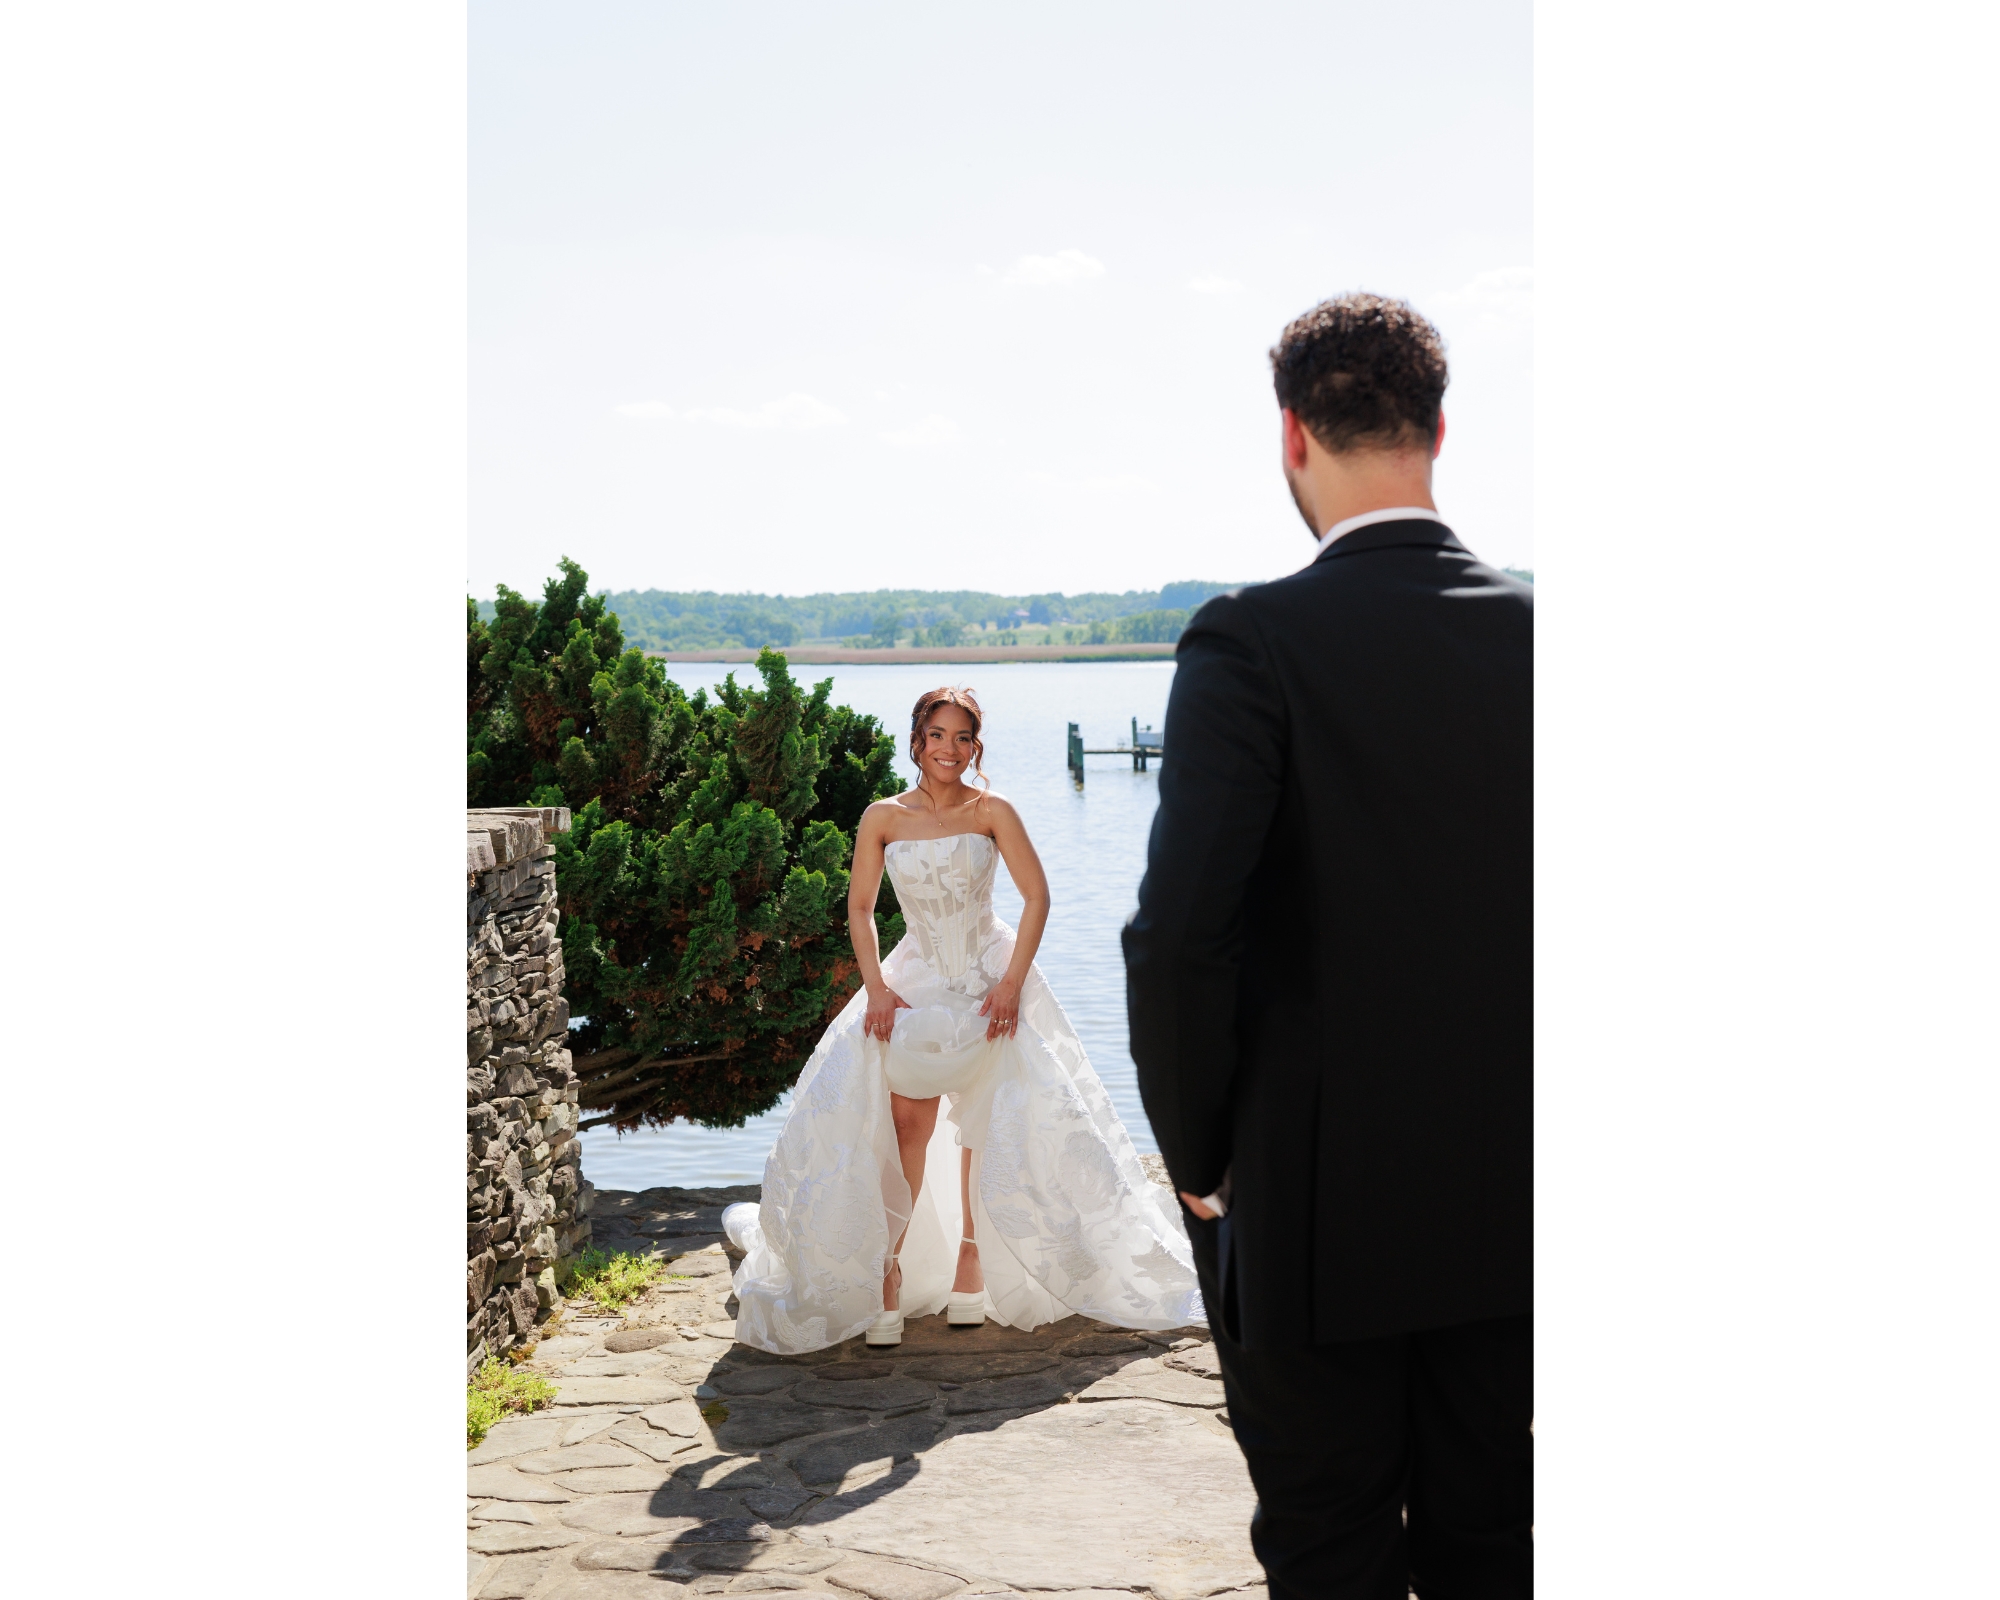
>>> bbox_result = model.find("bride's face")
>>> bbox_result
[917,705,977,787]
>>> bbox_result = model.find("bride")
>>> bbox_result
[723,686,1203,1351]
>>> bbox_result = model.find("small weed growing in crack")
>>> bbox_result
[565,1247,669,1311]
[467,1359,557,1448]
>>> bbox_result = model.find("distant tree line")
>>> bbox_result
[1040,608,1191,645]
[470,580,1244,653]
[470,572,1528,654]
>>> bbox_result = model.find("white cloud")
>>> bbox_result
[1432,266,1533,324]
[612,392,847,430]
[1186,275,1244,296]
[1003,249,1106,287]
[878,415,961,450]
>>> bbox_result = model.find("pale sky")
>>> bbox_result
[471,0,1531,599]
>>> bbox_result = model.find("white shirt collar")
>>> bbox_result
[1314,505,1446,558]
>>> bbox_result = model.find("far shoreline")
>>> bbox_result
[646,643,1179,666]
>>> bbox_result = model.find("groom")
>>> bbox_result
[1124,293,1532,1598]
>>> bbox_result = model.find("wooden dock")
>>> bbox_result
[1067,718,1166,783]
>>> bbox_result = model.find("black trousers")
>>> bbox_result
[1192,1217,1533,1599]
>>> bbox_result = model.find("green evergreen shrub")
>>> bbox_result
[468,559,903,1130]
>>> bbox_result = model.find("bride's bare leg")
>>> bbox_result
[954,1145,985,1295]
[886,1092,940,1310]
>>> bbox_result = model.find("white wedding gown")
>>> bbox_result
[722,832,1204,1353]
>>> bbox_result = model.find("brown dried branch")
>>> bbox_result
[576,1050,739,1106]
[571,1046,637,1075]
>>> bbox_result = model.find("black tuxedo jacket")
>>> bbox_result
[1124,519,1532,1347]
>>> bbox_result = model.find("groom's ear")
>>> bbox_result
[1432,410,1447,460]
[1281,408,1313,472]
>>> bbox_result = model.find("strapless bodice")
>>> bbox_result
[883,833,1002,984]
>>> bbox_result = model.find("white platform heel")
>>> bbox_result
[866,1253,905,1346]
[947,1234,986,1327]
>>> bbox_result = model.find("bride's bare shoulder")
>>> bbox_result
[861,795,920,836]
[975,790,1024,828]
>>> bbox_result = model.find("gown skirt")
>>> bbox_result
[721,833,1204,1355]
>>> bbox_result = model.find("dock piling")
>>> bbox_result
[1067,718,1165,780]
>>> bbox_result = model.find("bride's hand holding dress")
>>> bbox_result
[862,983,912,1042]
[977,973,1022,1039]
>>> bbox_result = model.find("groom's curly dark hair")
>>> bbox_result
[1270,292,1449,453]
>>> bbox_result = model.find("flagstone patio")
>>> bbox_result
[467,1185,1264,1600]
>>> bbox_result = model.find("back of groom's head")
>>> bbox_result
[1270,293,1448,455]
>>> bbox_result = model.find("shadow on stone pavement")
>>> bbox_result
[468,1186,1265,1600]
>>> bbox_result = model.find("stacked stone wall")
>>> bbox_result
[466,806,592,1371]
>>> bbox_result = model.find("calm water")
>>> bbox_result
[575,659,1175,1190]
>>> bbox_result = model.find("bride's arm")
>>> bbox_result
[980,796,1050,1039]
[847,804,908,1040]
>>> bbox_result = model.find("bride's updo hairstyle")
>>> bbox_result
[909,686,988,788]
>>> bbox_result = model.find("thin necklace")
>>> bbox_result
[915,775,961,828]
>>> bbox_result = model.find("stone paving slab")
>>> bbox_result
[561,1351,682,1378]
[715,1398,854,1449]
[824,1554,969,1599]
[468,1412,584,1466]
[476,1552,560,1598]
[471,1499,554,1526]
[467,1522,586,1555]
[785,1415,944,1489]
[676,1454,780,1492]
[710,1364,805,1396]
[1165,1341,1225,1379]
[469,1185,1261,1600]
[560,1412,632,1447]
[557,1495,736,1538]
[571,1537,704,1575]
[792,1374,937,1411]
[639,1397,705,1436]
[1075,1357,1231,1410]
[538,1573,695,1599]
[516,1441,646,1474]
[605,1419,699,1462]
[600,1326,681,1354]
[896,1351,1056,1382]
[552,1375,688,1406]
[939,1369,1073,1414]
[468,1465,577,1503]
[795,1402,1257,1597]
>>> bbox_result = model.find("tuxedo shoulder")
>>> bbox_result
[1176,588,1273,663]
[1183,582,1268,632]
[1207,562,1346,620]
[1492,565,1535,601]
